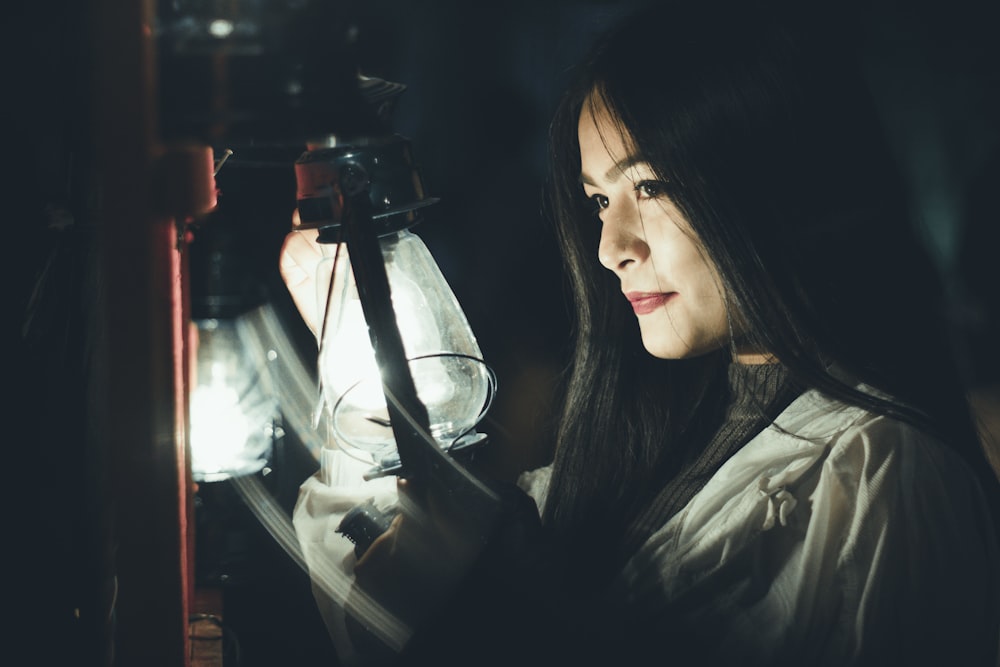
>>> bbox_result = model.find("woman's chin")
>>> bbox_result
[640,330,726,361]
[640,337,693,360]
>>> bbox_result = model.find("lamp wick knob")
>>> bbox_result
[340,163,371,197]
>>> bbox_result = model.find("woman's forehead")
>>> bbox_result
[578,94,636,158]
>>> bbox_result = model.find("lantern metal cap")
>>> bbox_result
[294,134,439,237]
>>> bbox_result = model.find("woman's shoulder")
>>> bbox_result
[512,385,965,523]
[665,385,986,560]
[620,387,999,664]
[771,385,972,483]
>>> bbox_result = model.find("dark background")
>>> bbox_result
[10,0,1000,665]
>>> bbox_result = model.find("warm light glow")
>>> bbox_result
[323,283,383,411]
[208,19,234,38]
[320,254,444,412]
[315,230,490,462]
[189,315,278,481]
[190,372,251,478]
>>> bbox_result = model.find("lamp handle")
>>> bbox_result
[337,162,501,543]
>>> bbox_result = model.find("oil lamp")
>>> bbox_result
[188,209,279,482]
[294,133,495,484]
[189,314,279,481]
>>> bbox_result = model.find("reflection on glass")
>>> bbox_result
[316,229,491,464]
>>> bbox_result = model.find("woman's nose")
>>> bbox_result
[598,205,648,273]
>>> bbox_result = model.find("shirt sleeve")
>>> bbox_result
[292,448,408,666]
[810,417,1000,665]
[616,411,1000,666]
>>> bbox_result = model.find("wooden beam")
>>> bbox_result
[90,0,192,664]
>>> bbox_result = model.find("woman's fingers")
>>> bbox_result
[354,512,404,574]
[278,224,324,335]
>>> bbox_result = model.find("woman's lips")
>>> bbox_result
[625,291,676,315]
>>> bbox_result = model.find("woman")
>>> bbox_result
[288,2,1000,665]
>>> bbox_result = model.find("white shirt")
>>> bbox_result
[295,387,1000,665]
[520,387,1000,665]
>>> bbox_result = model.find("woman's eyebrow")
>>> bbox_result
[579,154,645,186]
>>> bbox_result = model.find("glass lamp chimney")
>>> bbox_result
[295,135,491,471]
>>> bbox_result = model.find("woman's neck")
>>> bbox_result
[733,349,779,365]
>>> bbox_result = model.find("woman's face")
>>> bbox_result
[578,97,735,360]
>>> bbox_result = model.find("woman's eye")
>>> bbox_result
[635,180,667,199]
[589,193,609,212]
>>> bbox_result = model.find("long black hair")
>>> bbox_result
[543,1,997,569]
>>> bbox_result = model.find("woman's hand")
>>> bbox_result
[350,480,484,626]
[345,477,554,664]
[278,214,324,336]
[341,478,490,661]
